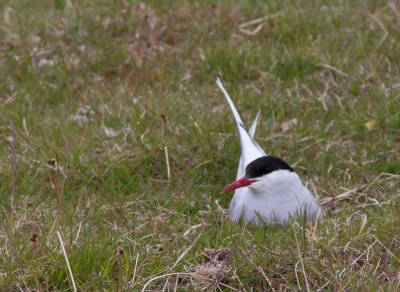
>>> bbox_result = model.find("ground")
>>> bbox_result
[1,0,400,291]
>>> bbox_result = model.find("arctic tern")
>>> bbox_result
[217,78,320,224]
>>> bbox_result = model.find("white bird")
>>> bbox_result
[217,78,321,225]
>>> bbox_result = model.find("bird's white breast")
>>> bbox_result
[229,170,319,224]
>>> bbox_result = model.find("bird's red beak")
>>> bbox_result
[221,177,257,193]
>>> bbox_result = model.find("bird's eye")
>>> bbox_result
[264,167,272,173]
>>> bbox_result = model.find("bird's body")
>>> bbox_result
[217,78,320,224]
[228,168,320,224]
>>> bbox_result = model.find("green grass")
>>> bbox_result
[1,0,400,290]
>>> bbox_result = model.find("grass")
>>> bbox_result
[1,0,400,290]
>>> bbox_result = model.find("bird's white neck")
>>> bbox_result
[247,169,303,197]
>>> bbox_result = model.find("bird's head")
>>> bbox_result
[221,156,295,194]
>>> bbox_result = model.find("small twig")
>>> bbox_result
[173,275,179,292]
[341,234,400,290]
[72,222,82,246]
[128,252,140,288]
[206,243,254,291]
[161,278,169,292]
[9,120,17,211]
[183,223,203,237]
[369,13,388,47]
[208,244,237,289]
[49,156,62,214]
[388,3,400,19]
[172,232,202,269]
[373,257,382,275]
[321,172,398,205]
[358,196,400,209]
[318,64,348,78]
[338,239,377,279]
[294,227,310,292]
[318,82,329,112]
[3,219,18,260]
[56,231,77,292]
[372,235,400,263]
[140,272,239,292]
[164,146,171,181]
[133,252,140,282]
[239,13,282,36]
[22,117,30,136]
[250,260,273,288]
[294,259,302,291]
[351,240,377,267]
[316,281,331,291]
[359,172,385,196]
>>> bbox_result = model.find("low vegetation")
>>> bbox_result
[1,0,399,290]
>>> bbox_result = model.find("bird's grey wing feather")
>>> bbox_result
[248,110,261,138]
[236,110,262,179]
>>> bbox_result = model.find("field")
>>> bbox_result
[1,0,400,290]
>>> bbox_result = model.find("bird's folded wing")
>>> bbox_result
[236,110,263,179]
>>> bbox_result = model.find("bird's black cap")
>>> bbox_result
[245,156,293,179]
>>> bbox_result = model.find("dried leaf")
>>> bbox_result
[102,125,118,138]
[365,120,376,130]
[280,118,298,132]
[71,106,95,125]
[3,7,13,25]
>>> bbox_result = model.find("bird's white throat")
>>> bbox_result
[247,169,302,196]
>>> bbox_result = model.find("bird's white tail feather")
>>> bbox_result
[216,78,265,169]
[249,110,261,138]
[216,78,245,127]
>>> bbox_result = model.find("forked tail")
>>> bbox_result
[216,78,265,169]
